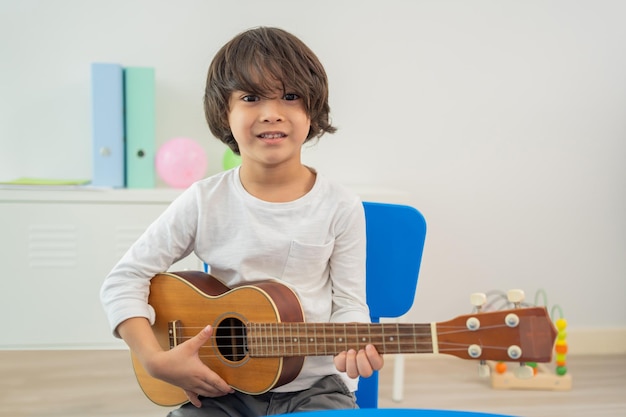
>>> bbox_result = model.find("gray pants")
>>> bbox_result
[166,375,358,416]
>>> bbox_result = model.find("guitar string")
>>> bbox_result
[169,323,510,337]
[163,323,515,357]
[191,343,509,359]
[165,319,517,355]
[171,323,508,331]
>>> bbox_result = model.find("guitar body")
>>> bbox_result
[132,271,305,406]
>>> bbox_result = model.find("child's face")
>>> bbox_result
[228,87,311,167]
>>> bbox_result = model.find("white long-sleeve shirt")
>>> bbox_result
[100,167,369,392]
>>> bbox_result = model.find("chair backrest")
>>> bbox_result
[355,201,427,408]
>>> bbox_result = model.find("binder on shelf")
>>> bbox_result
[91,63,125,188]
[124,66,156,188]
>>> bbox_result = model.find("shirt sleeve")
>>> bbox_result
[328,197,371,324]
[99,186,200,337]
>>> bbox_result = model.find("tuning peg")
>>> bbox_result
[470,293,487,311]
[507,289,525,307]
[478,360,490,378]
[514,363,534,379]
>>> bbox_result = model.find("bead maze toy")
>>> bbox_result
[471,289,573,391]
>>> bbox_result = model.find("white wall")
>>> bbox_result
[1,1,625,336]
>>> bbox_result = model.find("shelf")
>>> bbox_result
[0,187,185,204]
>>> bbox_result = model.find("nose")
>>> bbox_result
[259,99,284,123]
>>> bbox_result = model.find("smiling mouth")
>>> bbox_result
[258,132,287,139]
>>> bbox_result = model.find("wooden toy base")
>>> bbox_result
[488,362,573,391]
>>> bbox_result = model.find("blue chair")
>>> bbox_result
[272,409,514,417]
[356,202,427,409]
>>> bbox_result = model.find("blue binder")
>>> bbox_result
[91,63,125,187]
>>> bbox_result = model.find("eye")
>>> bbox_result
[242,94,260,102]
[283,93,300,101]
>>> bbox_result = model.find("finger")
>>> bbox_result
[365,344,384,371]
[194,385,227,399]
[211,378,235,396]
[197,374,234,397]
[185,390,202,408]
[187,325,213,351]
[179,325,213,359]
[356,349,374,378]
[334,351,347,372]
[345,349,358,379]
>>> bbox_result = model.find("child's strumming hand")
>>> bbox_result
[148,325,235,407]
[333,344,384,379]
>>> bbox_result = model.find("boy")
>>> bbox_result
[100,27,383,416]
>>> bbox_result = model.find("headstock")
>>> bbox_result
[435,306,557,363]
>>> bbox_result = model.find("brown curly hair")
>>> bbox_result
[204,27,336,154]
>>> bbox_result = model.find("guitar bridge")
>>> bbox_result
[168,320,183,349]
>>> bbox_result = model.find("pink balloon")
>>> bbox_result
[156,137,208,188]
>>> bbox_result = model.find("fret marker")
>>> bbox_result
[389,337,394,342]
[293,338,298,342]
[338,338,343,342]
[362,337,366,342]
[310,338,314,342]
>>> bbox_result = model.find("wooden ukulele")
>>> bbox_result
[131,271,557,406]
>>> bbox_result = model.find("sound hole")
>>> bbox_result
[215,317,247,362]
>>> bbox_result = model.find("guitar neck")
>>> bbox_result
[247,322,434,357]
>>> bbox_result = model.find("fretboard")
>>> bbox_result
[246,322,434,357]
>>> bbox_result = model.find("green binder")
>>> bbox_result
[124,67,156,188]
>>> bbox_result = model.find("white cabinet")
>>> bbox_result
[0,186,411,349]
[0,188,202,349]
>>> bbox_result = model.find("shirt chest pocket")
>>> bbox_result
[281,239,335,287]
